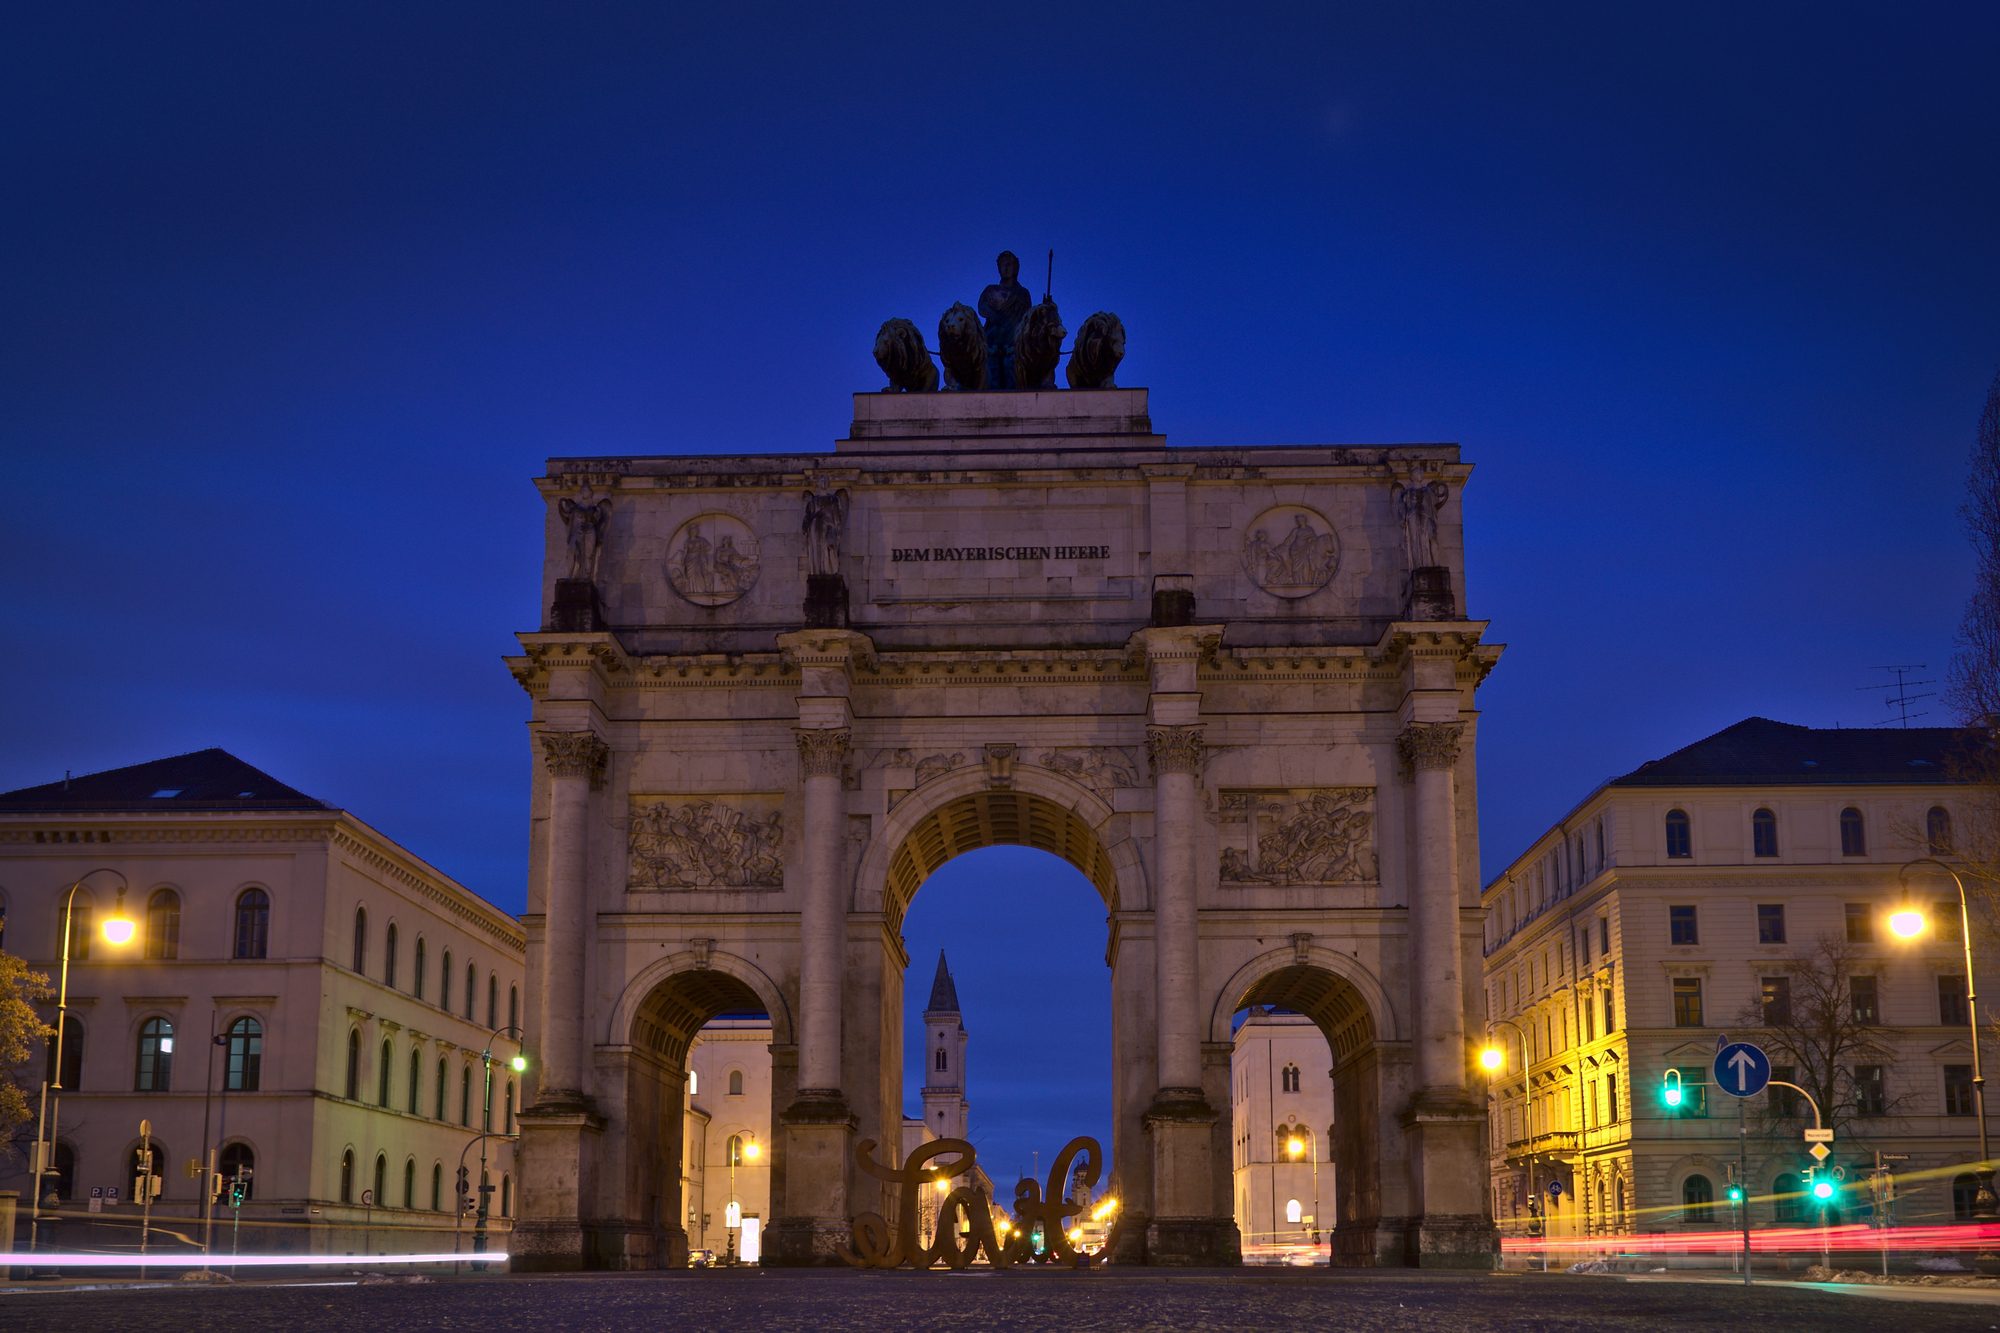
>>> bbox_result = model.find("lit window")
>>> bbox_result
[1285,1198,1303,1224]
[1672,979,1704,1028]
[135,1017,174,1091]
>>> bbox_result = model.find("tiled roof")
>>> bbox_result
[1608,717,1985,788]
[926,950,960,1014]
[0,748,332,812]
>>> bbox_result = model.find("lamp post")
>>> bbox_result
[1285,1130,1321,1245]
[473,1024,528,1260]
[726,1132,760,1264]
[29,873,133,1255]
[1479,1018,1536,1241]
[1890,857,1996,1218]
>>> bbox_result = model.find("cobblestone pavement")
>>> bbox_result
[6,1267,2000,1332]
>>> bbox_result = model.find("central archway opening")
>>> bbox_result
[869,785,1129,1253]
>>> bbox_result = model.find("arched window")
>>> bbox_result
[220,1142,255,1201]
[233,888,270,959]
[935,1047,947,1072]
[465,962,476,1020]
[1752,808,1778,858]
[435,1056,448,1119]
[345,1029,361,1100]
[408,1048,422,1114]
[725,1200,742,1228]
[226,1016,262,1092]
[441,949,453,1011]
[1664,809,1691,859]
[505,1080,515,1134]
[727,1134,746,1166]
[729,1069,745,1095]
[1954,1172,1981,1220]
[1281,1064,1301,1093]
[45,1014,84,1090]
[135,1017,174,1091]
[1285,1198,1303,1224]
[431,1162,444,1211]
[1773,1172,1802,1222]
[501,1173,512,1218]
[385,924,399,989]
[49,1142,76,1202]
[487,973,497,1028]
[378,1038,393,1106]
[340,1148,355,1203]
[373,1153,387,1206]
[1929,806,1954,854]
[414,938,427,999]
[460,1065,471,1127]
[130,1141,166,1201]
[352,907,368,974]
[1839,807,1866,856]
[145,889,181,959]
[509,984,519,1030]
[1681,1174,1714,1223]
[404,1157,417,1208]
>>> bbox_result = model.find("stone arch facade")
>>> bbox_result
[508,387,1500,1270]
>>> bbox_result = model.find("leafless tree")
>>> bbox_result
[1946,370,2000,910]
[1736,935,1906,1146]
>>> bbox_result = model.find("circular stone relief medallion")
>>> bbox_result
[1243,506,1340,598]
[667,513,761,607]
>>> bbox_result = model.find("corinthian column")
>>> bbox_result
[1399,721,1466,1092]
[538,729,606,1102]
[794,726,850,1096]
[1147,724,1206,1095]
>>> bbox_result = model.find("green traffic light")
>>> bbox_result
[1663,1087,1682,1107]
[1662,1069,1684,1108]
[1812,1180,1834,1201]
[1726,1185,1744,1202]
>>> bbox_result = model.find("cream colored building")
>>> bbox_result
[0,748,525,1255]
[1230,1007,1334,1258]
[681,1015,774,1261]
[1481,717,1997,1244]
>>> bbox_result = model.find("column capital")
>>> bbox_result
[1145,724,1207,777]
[795,727,852,779]
[1397,721,1464,772]
[540,730,609,787]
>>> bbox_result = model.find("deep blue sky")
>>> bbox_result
[5,4,1998,1179]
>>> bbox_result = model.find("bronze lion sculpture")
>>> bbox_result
[872,317,937,393]
[1065,310,1126,389]
[937,302,988,390]
[1012,300,1065,390]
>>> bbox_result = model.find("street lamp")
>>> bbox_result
[1891,858,1996,1219]
[30,873,133,1254]
[726,1131,759,1264]
[1481,1018,1539,1241]
[1285,1131,1321,1243]
[473,1024,528,1260]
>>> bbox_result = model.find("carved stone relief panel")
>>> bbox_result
[1219,787,1377,884]
[667,512,762,607]
[629,794,784,888]
[1242,505,1340,598]
[867,749,970,785]
[1038,746,1140,796]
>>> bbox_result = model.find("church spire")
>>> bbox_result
[926,950,960,1014]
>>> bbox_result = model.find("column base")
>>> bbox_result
[1406,1214,1500,1268]
[765,1091,856,1267]
[1399,1088,1497,1268]
[1142,1088,1237,1266]
[1332,1218,1406,1268]
[513,1098,605,1272]
[1143,1215,1241,1267]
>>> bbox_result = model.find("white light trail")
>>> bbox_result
[0,1251,504,1269]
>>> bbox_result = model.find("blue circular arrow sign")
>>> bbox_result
[1714,1041,1771,1098]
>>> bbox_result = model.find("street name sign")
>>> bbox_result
[1804,1128,1834,1143]
[1714,1041,1771,1097]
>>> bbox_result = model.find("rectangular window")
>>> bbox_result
[1602,987,1616,1033]
[1582,997,1595,1043]
[1675,1066,1710,1116]
[1940,975,1970,1026]
[1757,904,1786,944]
[1845,903,1876,944]
[1599,917,1611,955]
[1946,1064,1976,1116]
[1673,977,1705,1027]
[1935,902,1962,944]
[1669,905,1699,946]
[1850,975,1879,1025]
[1772,1064,1800,1116]
[1606,1072,1619,1122]
[1760,976,1792,1026]
[1854,1064,1885,1116]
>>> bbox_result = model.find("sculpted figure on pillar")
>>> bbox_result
[540,730,609,787]
[802,487,850,579]
[795,727,852,779]
[557,485,611,584]
[1396,721,1464,772]
[1392,464,1449,572]
[1145,724,1207,777]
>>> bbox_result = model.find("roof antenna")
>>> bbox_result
[1858,664,1934,727]
[1044,249,1054,304]
[63,770,71,790]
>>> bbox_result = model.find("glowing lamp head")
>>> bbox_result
[510,1053,528,1073]
[1068,1228,1083,1244]
[1888,906,1928,940]
[1286,1136,1305,1159]
[742,1140,761,1162]
[1479,1045,1505,1073]
[934,1176,950,1195]
[100,888,136,947]
[1812,1179,1835,1202]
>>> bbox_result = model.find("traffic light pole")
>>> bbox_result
[1737,1095,1751,1285]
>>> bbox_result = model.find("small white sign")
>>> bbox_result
[1804,1128,1833,1143]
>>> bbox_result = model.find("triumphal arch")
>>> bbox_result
[508,342,1502,1269]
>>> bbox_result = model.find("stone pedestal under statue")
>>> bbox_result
[512,1101,604,1271]
[548,578,605,632]
[763,1093,857,1266]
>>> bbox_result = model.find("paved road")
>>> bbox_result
[5,1268,1999,1331]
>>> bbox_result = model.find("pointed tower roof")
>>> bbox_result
[925,950,960,1014]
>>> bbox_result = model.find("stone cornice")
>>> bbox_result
[508,634,633,694]
[326,823,527,952]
